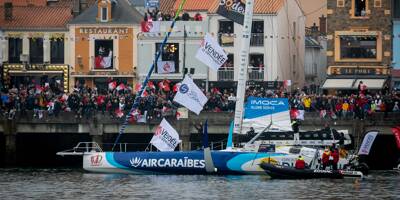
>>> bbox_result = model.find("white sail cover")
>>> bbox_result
[150,119,181,151]
[241,97,292,134]
[173,76,208,115]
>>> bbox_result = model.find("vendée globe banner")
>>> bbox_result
[195,33,228,71]
[217,0,246,25]
[358,131,378,155]
[150,118,181,152]
[241,97,292,134]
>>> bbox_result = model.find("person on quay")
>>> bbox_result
[295,155,306,169]
[321,148,331,170]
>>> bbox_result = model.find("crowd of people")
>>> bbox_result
[144,8,203,22]
[1,79,399,122]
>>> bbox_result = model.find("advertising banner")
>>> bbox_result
[173,76,208,115]
[195,33,228,71]
[216,0,246,25]
[150,119,181,151]
[358,131,379,155]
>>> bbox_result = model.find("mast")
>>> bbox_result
[232,0,254,142]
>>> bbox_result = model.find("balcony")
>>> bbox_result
[139,21,208,38]
[217,68,234,81]
[248,67,264,81]
[250,33,264,46]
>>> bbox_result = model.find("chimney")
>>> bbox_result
[73,0,81,17]
[4,2,13,21]
[80,0,88,10]
[319,15,327,35]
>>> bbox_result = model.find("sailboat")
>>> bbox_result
[57,0,354,175]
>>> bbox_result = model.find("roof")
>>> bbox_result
[0,6,73,31]
[159,0,175,14]
[0,0,47,6]
[208,0,285,14]
[172,0,214,12]
[305,36,321,48]
[69,0,143,25]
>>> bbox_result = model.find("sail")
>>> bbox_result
[241,97,292,134]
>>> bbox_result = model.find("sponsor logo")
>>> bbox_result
[179,84,189,94]
[163,62,171,72]
[201,41,227,65]
[90,155,103,166]
[219,0,245,15]
[251,100,285,106]
[129,157,206,168]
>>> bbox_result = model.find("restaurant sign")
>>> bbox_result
[79,28,129,35]
[330,67,388,75]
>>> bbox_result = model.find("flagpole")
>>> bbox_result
[232,0,254,146]
[112,0,188,151]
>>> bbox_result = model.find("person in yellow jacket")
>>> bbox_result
[303,97,311,111]
[342,101,349,118]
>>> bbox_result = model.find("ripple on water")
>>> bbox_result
[0,169,399,200]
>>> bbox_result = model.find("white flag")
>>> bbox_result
[195,33,228,71]
[157,60,175,74]
[150,118,181,151]
[173,76,208,115]
[358,131,378,155]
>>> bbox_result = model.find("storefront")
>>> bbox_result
[68,0,142,92]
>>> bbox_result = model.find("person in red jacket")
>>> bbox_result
[295,156,306,169]
[331,148,340,170]
[321,148,330,170]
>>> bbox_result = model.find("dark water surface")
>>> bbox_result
[0,169,399,200]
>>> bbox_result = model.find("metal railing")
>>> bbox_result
[217,68,234,81]
[250,33,264,46]
[101,142,227,152]
[248,67,264,80]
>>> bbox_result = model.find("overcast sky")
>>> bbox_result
[298,0,327,27]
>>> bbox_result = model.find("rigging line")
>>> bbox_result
[111,0,188,151]
[304,3,327,16]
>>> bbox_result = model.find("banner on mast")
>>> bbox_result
[150,119,181,151]
[216,0,246,25]
[173,76,208,115]
[358,131,378,155]
[195,33,228,71]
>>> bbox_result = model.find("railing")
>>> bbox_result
[248,67,264,80]
[218,33,234,47]
[101,142,227,152]
[250,33,264,46]
[218,68,234,81]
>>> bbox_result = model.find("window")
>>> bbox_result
[218,21,234,46]
[353,0,367,17]
[340,36,377,59]
[155,43,179,73]
[218,54,234,80]
[101,7,108,22]
[94,40,113,69]
[249,54,264,80]
[29,38,43,64]
[394,0,400,18]
[337,0,345,7]
[8,38,22,63]
[374,0,381,7]
[50,39,64,64]
[251,21,264,46]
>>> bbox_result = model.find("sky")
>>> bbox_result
[297,0,327,27]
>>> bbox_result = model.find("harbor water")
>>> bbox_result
[0,169,399,199]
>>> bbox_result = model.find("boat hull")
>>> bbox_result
[83,151,301,175]
[260,163,344,179]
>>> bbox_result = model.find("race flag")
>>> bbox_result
[216,0,245,25]
[150,118,181,151]
[108,81,117,91]
[141,20,160,32]
[195,33,228,71]
[392,126,400,150]
[358,131,379,155]
[157,60,175,74]
[173,76,208,115]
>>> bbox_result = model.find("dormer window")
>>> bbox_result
[101,7,108,22]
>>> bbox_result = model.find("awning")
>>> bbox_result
[353,79,386,89]
[322,78,386,90]
[322,79,355,89]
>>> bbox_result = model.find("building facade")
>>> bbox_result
[305,36,327,90]
[323,0,392,93]
[68,0,142,92]
[0,0,74,92]
[207,0,305,90]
